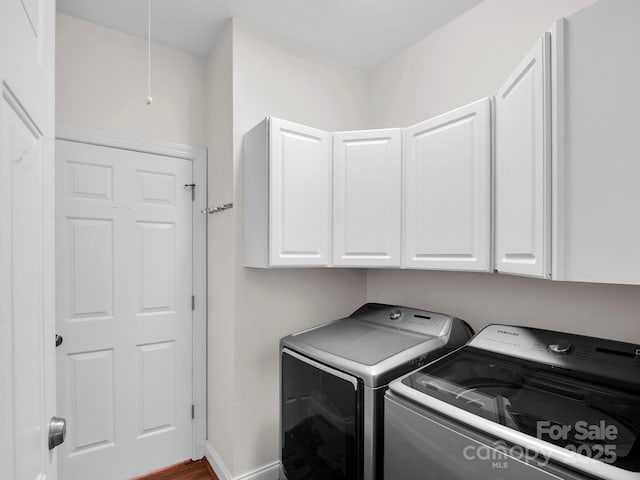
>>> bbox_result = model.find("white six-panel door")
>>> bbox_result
[495,34,551,278]
[55,140,193,480]
[0,1,56,480]
[269,118,331,266]
[332,129,402,267]
[404,98,492,271]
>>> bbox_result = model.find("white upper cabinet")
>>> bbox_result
[332,129,402,267]
[404,97,492,271]
[244,117,331,268]
[553,0,640,284]
[494,34,551,278]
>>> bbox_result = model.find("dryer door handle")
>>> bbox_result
[282,348,358,390]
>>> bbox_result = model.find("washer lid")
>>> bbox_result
[289,319,430,366]
[390,344,640,479]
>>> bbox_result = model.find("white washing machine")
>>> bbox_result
[385,324,640,480]
[280,303,474,480]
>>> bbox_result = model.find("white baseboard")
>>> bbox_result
[206,441,279,480]
[206,442,232,480]
[235,461,279,480]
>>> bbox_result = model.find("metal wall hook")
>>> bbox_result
[202,203,233,215]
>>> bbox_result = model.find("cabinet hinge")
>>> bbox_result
[191,404,195,420]
[192,295,195,311]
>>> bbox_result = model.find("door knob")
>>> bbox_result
[55,334,63,347]
[48,416,66,450]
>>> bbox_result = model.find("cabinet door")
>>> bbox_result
[269,118,331,266]
[495,34,551,278]
[333,129,401,267]
[555,1,640,285]
[404,98,492,271]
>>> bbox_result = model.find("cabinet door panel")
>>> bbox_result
[404,98,492,271]
[333,129,401,267]
[269,118,330,266]
[495,34,551,278]
[0,0,53,131]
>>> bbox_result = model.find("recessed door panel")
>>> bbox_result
[68,350,115,453]
[333,129,402,267]
[279,131,324,255]
[137,171,175,205]
[20,0,39,35]
[68,218,113,320]
[495,34,550,278]
[138,342,176,436]
[404,98,491,271]
[269,118,330,266]
[138,222,175,313]
[67,162,113,201]
[1,0,53,131]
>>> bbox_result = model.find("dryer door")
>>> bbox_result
[281,348,363,480]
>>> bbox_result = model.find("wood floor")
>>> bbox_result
[131,458,219,480]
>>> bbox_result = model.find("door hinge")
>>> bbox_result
[191,404,195,419]
[185,183,196,201]
[192,295,195,311]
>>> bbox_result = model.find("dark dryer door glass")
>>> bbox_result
[281,349,363,480]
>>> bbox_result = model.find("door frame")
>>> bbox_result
[55,124,207,460]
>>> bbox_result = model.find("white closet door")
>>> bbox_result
[56,141,193,480]
[333,129,402,267]
[0,1,56,480]
[495,34,551,278]
[269,118,331,266]
[404,97,492,271]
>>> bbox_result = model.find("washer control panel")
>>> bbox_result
[469,324,640,384]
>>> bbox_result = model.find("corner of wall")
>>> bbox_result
[205,19,237,475]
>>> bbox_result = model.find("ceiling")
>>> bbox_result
[56,0,483,69]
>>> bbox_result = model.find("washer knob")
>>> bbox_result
[389,310,402,321]
[548,339,572,354]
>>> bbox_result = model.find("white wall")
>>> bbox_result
[367,0,640,345]
[206,19,369,477]
[205,21,236,469]
[369,0,597,128]
[56,14,206,146]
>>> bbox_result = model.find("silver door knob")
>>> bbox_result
[48,416,66,450]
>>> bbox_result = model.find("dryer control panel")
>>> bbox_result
[352,303,453,338]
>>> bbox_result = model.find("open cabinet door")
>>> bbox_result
[494,33,552,279]
[0,1,58,479]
